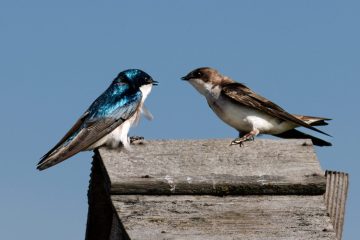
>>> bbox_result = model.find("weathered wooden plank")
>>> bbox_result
[111,195,337,240]
[325,171,349,240]
[98,139,326,195]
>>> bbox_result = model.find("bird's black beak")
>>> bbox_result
[152,80,159,86]
[181,75,190,81]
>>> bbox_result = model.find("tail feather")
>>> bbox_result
[273,129,332,147]
[37,146,75,170]
[308,119,329,126]
[292,114,331,127]
[37,139,84,170]
[37,153,67,171]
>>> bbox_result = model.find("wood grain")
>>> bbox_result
[98,139,326,195]
[112,195,337,240]
[325,171,349,240]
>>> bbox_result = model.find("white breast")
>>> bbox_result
[139,84,153,104]
[207,95,294,134]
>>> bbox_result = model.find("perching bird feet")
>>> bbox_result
[130,136,144,144]
[230,135,254,146]
[230,130,259,146]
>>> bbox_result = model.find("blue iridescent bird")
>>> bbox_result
[37,69,157,170]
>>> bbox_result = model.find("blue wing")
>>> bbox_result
[37,83,142,170]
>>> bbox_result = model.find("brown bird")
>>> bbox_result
[181,67,331,146]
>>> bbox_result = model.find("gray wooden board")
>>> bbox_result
[325,171,349,240]
[98,139,326,195]
[111,195,336,240]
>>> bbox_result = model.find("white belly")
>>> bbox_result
[87,111,139,150]
[208,96,295,134]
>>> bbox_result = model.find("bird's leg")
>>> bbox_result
[130,136,144,144]
[234,132,246,147]
[231,129,259,146]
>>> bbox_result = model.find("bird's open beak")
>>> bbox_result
[152,80,159,86]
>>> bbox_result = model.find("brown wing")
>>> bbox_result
[292,114,331,126]
[37,116,127,170]
[221,83,330,136]
[39,111,90,161]
[37,97,141,170]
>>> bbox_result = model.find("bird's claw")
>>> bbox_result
[230,138,245,147]
[230,135,255,147]
[130,136,144,144]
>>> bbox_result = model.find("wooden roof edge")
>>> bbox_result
[97,138,327,196]
[325,170,349,240]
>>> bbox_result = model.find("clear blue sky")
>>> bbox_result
[1,1,359,239]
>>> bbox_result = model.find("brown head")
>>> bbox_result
[181,67,223,84]
[181,67,234,96]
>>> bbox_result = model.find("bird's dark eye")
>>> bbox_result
[195,71,203,77]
